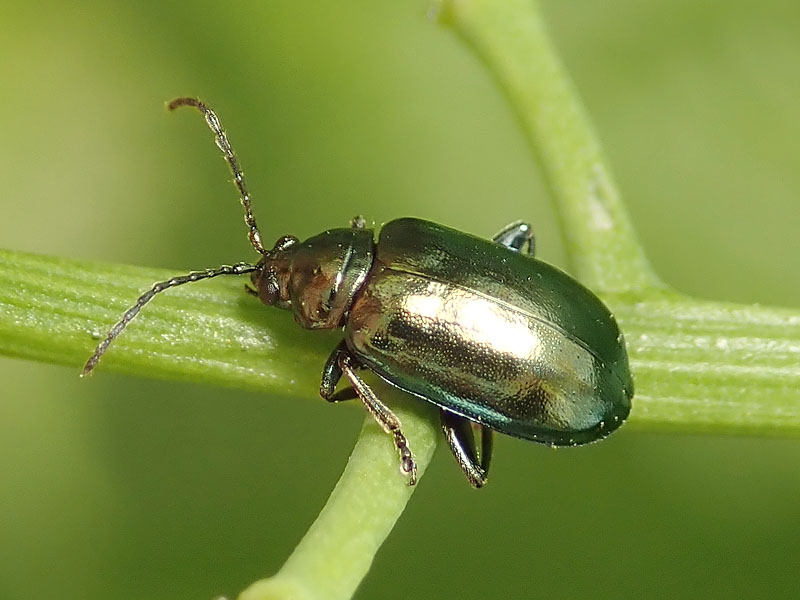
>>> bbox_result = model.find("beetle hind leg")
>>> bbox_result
[441,410,493,488]
[335,352,418,485]
[493,221,535,256]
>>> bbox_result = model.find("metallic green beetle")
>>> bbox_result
[83,98,634,488]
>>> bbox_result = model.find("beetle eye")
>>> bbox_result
[253,269,280,305]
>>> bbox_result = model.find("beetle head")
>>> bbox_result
[251,228,374,329]
[250,234,296,310]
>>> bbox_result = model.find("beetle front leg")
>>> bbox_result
[441,410,494,488]
[493,221,535,256]
[320,341,359,402]
[337,353,418,485]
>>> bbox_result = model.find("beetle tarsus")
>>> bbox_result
[393,430,418,486]
[337,353,419,486]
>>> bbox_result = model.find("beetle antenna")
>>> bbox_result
[81,262,258,377]
[167,97,267,256]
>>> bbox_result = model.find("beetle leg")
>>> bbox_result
[479,423,493,477]
[350,215,367,229]
[493,221,535,256]
[337,353,418,486]
[320,341,359,402]
[441,410,493,488]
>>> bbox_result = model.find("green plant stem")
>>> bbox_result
[240,399,438,600]
[611,289,800,435]
[437,0,660,293]
[3,249,800,436]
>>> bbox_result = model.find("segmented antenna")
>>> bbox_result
[167,97,267,255]
[81,263,257,376]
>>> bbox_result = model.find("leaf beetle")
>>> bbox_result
[83,98,634,488]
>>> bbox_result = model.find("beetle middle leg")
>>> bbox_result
[350,215,367,229]
[493,221,535,256]
[328,350,418,485]
[441,410,494,488]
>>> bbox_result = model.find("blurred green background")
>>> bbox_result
[2,1,800,598]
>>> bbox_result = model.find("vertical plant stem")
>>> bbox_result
[239,397,439,600]
[437,0,662,292]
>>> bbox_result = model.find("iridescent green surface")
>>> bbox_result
[2,1,800,599]
[347,218,632,443]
